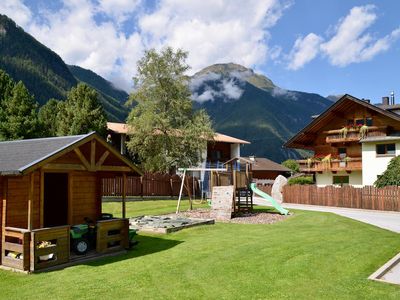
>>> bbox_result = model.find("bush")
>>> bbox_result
[287,176,314,185]
[282,159,300,173]
[374,156,400,187]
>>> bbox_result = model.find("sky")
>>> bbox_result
[0,0,399,103]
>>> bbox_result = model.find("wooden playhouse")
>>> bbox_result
[0,132,142,272]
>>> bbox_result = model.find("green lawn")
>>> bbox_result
[102,199,208,218]
[1,200,400,299]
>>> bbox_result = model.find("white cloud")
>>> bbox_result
[286,5,400,69]
[0,0,31,27]
[139,0,290,73]
[25,0,143,91]
[0,0,290,91]
[190,71,245,103]
[287,33,323,70]
[97,0,140,24]
[271,87,298,100]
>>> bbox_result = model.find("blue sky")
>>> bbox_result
[1,0,399,103]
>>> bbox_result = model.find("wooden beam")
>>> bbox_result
[95,151,110,168]
[43,163,86,171]
[28,173,34,230]
[2,178,8,262]
[68,173,73,225]
[91,140,96,170]
[74,148,91,170]
[40,169,44,228]
[97,166,132,172]
[122,173,126,219]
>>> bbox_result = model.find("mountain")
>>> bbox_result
[68,65,129,121]
[326,94,343,102]
[190,63,332,162]
[0,14,128,121]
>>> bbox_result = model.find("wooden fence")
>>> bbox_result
[256,184,272,195]
[102,173,199,197]
[283,185,400,212]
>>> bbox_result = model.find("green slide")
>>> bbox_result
[250,183,289,215]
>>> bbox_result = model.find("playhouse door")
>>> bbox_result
[43,173,69,227]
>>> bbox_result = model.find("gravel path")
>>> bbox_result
[172,209,290,224]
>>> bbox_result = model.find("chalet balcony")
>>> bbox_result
[298,157,362,173]
[324,126,387,144]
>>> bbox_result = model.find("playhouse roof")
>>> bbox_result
[0,132,141,176]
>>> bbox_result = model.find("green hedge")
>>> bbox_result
[287,176,314,185]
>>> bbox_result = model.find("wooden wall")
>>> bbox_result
[6,172,40,229]
[71,171,100,224]
[1,170,102,230]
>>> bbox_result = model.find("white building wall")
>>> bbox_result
[230,144,240,158]
[316,171,362,187]
[362,141,400,186]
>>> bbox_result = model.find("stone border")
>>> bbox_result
[369,252,400,285]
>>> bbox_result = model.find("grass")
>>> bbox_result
[102,198,208,217]
[1,200,400,299]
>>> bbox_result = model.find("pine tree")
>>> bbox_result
[374,156,400,187]
[126,47,214,172]
[56,83,107,136]
[0,81,40,140]
[38,98,63,137]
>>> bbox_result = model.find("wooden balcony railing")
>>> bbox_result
[96,219,129,254]
[31,225,70,271]
[325,126,387,144]
[1,227,30,271]
[298,157,362,172]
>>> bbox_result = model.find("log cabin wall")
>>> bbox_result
[6,171,40,229]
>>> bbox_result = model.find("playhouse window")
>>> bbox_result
[376,143,395,156]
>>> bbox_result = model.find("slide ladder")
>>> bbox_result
[250,183,289,215]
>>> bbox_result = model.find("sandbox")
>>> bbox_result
[369,252,400,285]
[129,215,215,234]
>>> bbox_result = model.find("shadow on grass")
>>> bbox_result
[84,235,183,267]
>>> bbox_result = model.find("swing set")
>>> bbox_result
[175,167,227,213]
[175,160,254,214]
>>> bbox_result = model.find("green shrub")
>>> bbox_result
[374,156,400,187]
[288,176,314,185]
[282,159,300,173]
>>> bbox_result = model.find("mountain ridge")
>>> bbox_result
[0,14,128,121]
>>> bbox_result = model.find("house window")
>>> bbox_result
[355,119,365,126]
[366,117,373,126]
[338,147,346,158]
[333,176,349,186]
[347,119,354,126]
[376,143,396,156]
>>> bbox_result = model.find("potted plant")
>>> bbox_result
[38,241,55,261]
[359,125,368,139]
[339,126,348,139]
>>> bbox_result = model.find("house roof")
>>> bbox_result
[244,157,290,172]
[224,156,290,172]
[284,94,400,149]
[107,122,250,144]
[0,132,142,176]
